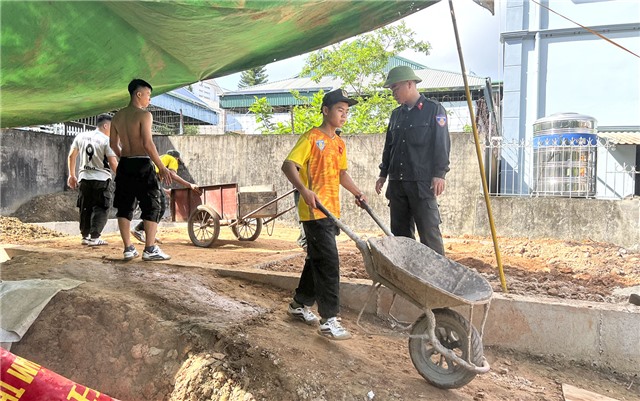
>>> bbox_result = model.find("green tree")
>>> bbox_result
[183,125,199,135]
[288,91,324,134]
[238,65,268,88]
[252,22,430,135]
[248,91,324,135]
[248,96,275,134]
[301,22,430,97]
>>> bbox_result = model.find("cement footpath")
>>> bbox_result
[2,245,638,377]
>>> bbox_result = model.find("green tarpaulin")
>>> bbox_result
[0,0,437,128]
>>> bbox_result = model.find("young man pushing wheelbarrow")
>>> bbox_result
[281,88,367,340]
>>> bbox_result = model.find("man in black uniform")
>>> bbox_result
[375,66,451,255]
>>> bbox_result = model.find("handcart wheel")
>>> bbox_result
[408,308,483,389]
[231,218,262,241]
[188,208,220,247]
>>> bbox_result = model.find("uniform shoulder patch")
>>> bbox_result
[435,114,447,127]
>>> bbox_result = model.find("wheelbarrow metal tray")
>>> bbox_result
[368,237,493,309]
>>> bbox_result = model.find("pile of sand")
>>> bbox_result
[10,190,79,223]
[0,216,67,243]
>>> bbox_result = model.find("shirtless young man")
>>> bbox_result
[110,79,172,261]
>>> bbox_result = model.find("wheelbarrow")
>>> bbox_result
[316,202,492,389]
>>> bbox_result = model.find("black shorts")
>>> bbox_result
[114,157,163,222]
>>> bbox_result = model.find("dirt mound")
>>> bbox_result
[6,225,639,304]
[0,216,67,242]
[259,235,640,304]
[10,190,79,222]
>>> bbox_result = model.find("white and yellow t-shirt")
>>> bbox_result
[286,128,347,221]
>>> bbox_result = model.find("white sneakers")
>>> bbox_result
[131,229,160,244]
[82,236,107,246]
[318,317,352,340]
[288,303,319,325]
[287,303,351,340]
[131,229,146,243]
[87,238,108,246]
[123,245,170,261]
[142,246,171,261]
[123,246,140,261]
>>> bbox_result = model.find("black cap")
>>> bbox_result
[166,149,181,160]
[321,88,358,110]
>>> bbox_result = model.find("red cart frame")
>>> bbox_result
[171,183,295,247]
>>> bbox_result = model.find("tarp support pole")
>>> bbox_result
[448,0,507,292]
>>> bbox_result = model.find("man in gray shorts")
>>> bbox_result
[110,78,172,261]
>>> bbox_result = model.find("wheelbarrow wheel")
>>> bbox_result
[188,208,220,247]
[231,218,262,241]
[408,308,483,389]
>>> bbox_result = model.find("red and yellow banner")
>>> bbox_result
[1,347,119,401]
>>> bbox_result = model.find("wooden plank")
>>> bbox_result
[562,383,620,401]
[238,191,278,218]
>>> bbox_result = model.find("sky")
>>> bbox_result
[215,0,503,91]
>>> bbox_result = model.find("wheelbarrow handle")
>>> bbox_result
[358,199,393,237]
[315,202,367,248]
[315,199,393,242]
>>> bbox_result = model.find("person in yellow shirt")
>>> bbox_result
[131,149,201,242]
[281,89,368,340]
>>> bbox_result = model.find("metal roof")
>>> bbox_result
[598,131,640,145]
[414,68,486,91]
[151,89,218,125]
[385,55,427,71]
[220,68,487,109]
[295,55,427,79]
[168,87,212,108]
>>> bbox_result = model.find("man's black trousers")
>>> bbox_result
[293,218,340,319]
[78,179,111,238]
[386,180,445,255]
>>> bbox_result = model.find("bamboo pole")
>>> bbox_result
[448,0,507,292]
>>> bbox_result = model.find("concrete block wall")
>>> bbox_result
[474,197,640,251]
[0,130,74,214]
[1,129,639,248]
[149,132,486,236]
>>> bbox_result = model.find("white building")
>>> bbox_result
[498,0,640,198]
